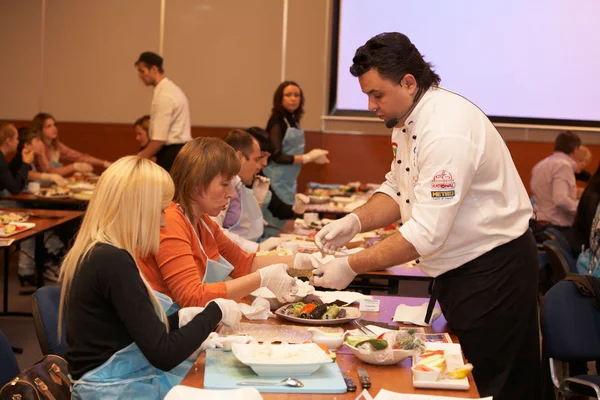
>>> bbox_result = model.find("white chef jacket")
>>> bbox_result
[149,77,192,145]
[375,87,532,277]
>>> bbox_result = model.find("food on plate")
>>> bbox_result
[446,363,473,379]
[0,212,29,223]
[316,343,336,360]
[281,302,350,320]
[356,339,388,351]
[256,247,294,257]
[0,223,28,235]
[39,186,71,197]
[416,353,446,370]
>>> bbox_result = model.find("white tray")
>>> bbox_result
[0,222,35,238]
[412,342,470,390]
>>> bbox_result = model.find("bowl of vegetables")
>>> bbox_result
[344,329,425,366]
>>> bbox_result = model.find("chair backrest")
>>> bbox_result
[0,330,20,387]
[545,227,573,256]
[543,240,576,283]
[542,280,600,362]
[32,286,66,357]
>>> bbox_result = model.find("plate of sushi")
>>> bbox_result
[274,300,361,325]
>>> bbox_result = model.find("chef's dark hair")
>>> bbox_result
[350,32,440,91]
[554,130,581,155]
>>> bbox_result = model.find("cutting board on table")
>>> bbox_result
[204,349,346,394]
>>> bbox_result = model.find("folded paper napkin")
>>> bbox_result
[250,278,314,300]
[237,297,274,320]
[165,386,262,400]
[392,303,442,327]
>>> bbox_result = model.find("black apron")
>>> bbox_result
[427,230,541,400]
[156,143,185,173]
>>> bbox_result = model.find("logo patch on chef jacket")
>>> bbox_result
[392,142,398,158]
[431,169,455,199]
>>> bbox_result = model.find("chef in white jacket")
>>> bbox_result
[303,33,539,400]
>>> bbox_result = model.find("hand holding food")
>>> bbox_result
[315,213,362,254]
[259,263,298,303]
[310,256,357,290]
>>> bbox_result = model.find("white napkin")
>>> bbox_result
[237,297,274,320]
[314,290,372,305]
[250,279,314,300]
[165,386,263,400]
[392,303,442,326]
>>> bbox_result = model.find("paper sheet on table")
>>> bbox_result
[314,290,372,305]
[165,386,263,400]
[392,303,442,326]
[372,389,492,400]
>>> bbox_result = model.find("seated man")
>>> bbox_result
[531,130,581,231]
[214,129,307,252]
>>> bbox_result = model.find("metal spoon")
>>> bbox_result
[237,377,304,387]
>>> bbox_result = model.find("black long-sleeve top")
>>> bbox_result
[265,111,300,165]
[65,243,222,380]
[0,152,30,195]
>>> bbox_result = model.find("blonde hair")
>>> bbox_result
[579,146,592,164]
[0,123,17,146]
[171,137,240,220]
[58,156,175,338]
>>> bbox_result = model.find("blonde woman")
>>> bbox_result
[31,113,111,176]
[138,137,315,308]
[59,156,240,399]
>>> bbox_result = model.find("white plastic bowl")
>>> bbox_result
[344,343,414,365]
[411,365,441,382]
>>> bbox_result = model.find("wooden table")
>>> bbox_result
[351,264,430,295]
[1,208,84,316]
[4,193,88,210]
[181,296,480,398]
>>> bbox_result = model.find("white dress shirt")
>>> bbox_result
[375,87,532,277]
[530,152,578,227]
[149,77,192,145]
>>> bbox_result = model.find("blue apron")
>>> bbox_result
[262,120,304,238]
[71,292,194,400]
[178,205,235,283]
[229,187,264,242]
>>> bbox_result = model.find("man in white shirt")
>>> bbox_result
[213,129,307,253]
[134,52,192,171]
[531,131,581,229]
[301,33,539,400]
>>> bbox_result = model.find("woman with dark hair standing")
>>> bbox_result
[262,81,329,236]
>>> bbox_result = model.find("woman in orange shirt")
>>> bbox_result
[138,137,315,308]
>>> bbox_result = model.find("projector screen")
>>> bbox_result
[334,0,600,126]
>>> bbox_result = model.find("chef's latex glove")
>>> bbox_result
[207,298,242,329]
[302,149,329,164]
[310,256,356,290]
[178,307,205,328]
[41,173,67,186]
[252,176,271,207]
[73,162,93,172]
[259,263,298,303]
[293,253,319,270]
[315,213,362,255]
[258,237,284,252]
[313,155,330,165]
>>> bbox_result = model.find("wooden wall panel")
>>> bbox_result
[11,121,600,195]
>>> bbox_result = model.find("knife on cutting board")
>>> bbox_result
[357,366,371,389]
